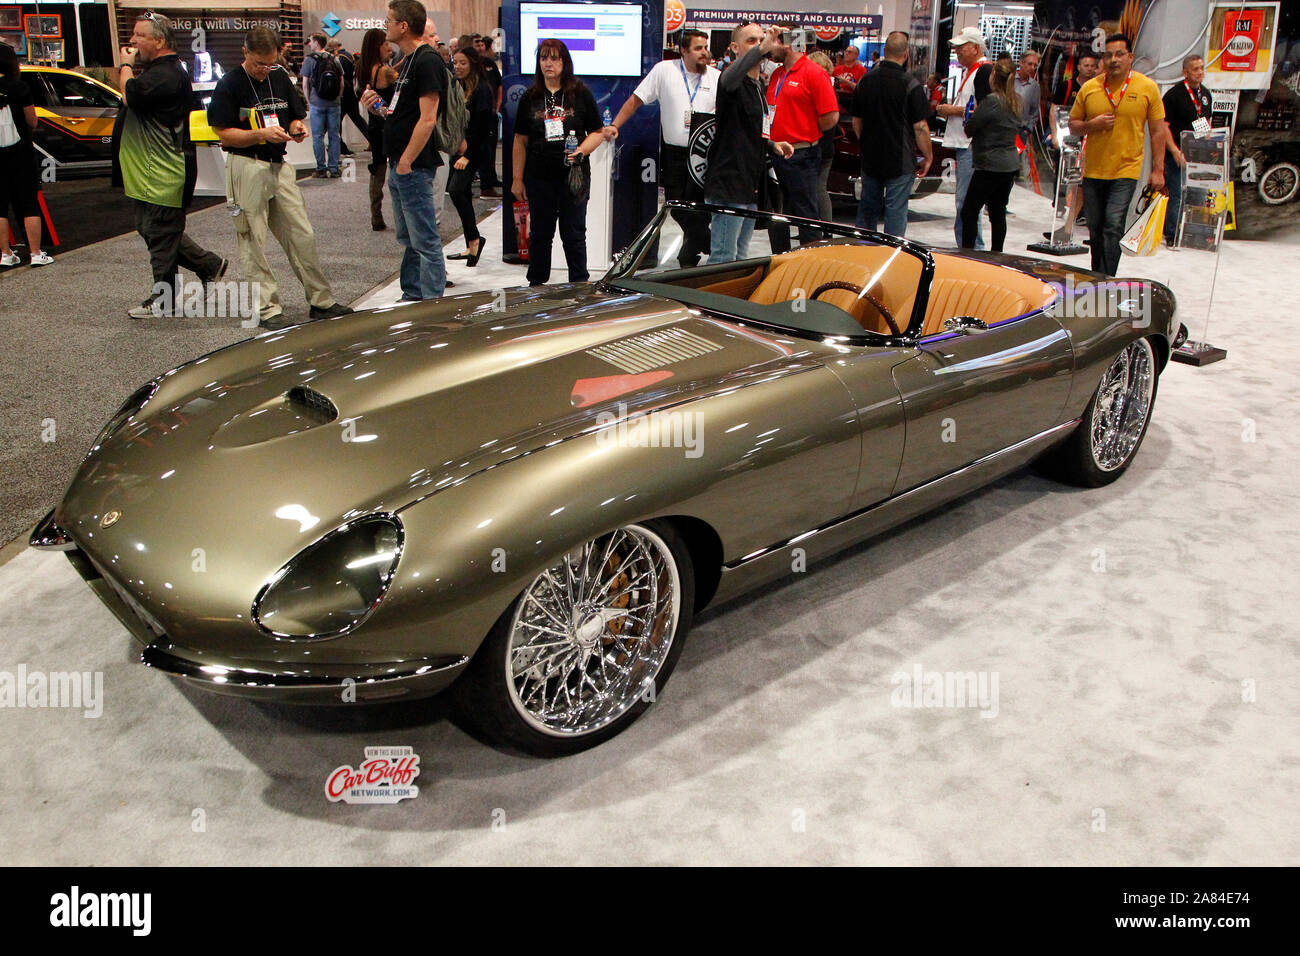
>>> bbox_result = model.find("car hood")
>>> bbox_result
[56,285,818,581]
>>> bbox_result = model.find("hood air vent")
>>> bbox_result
[587,328,722,374]
[285,386,339,425]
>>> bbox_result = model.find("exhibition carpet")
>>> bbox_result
[0,185,1296,865]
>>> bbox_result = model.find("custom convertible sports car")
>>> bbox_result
[32,205,1180,756]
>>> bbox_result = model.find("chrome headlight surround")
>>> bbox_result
[252,514,404,641]
[89,378,161,456]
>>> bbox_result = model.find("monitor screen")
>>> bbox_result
[519,2,644,77]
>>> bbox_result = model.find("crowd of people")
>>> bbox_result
[0,4,1182,319]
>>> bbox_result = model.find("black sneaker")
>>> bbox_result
[258,313,291,330]
[311,170,329,179]
[327,169,342,179]
[204,258,229,285]
[309,302,354,320]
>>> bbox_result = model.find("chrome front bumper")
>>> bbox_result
[31,509,470,704]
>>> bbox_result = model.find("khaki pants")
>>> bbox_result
[226,153,334,321]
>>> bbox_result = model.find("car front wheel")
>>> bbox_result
[1042,337,1158,487]
[453,521,694,756]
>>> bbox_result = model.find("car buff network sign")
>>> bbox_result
[325,746,420,804]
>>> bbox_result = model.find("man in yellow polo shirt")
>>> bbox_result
[1069,33,1166,276]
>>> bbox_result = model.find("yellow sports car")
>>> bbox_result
[20,65,121,176]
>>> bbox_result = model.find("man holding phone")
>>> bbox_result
[114,13,227,320]
[208,26,351,329]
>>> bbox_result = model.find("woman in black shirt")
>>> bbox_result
[0,44,49,267]
[357,28,397,230]
[960,60,1022,252]
[511,39,604,286]
[446,47,493,265]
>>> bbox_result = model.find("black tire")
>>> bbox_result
[451,520,695,757]
[1040,337,1159,487]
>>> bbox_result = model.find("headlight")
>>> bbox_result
[90,379,160,453]
[253,515,403,639]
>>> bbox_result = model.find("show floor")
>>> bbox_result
[0,185,1296,865]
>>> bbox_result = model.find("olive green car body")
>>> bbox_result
[32,210,1178,704]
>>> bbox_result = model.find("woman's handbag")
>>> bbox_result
[0,97,20,149]
[567,161,590,203]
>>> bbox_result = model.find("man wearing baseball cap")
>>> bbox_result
[935,27,992,248]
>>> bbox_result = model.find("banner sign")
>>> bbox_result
[684,10,882,32]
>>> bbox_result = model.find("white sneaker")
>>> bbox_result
[29,252,53,266]
[0,252,20,267]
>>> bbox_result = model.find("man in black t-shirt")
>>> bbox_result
[850,31,932,237]
[361,0,447,300]
[208,27,351,329]
[1161,54,1214,245]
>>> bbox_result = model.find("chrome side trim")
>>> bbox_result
[726,418,1082,570]
[30,510,76,551]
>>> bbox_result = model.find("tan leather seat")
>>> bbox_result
[921,254,1057,337]
[749,244,916,334]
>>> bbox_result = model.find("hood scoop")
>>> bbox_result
[587,327,722,374]
[210,386,341,448]
[286,385,339,425]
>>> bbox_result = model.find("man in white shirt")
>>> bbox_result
[934,27,991,248]
[604,29,719,267]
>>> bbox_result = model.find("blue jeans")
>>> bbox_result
[856,170,914,236]
[953,147,984,249]
[310,102,341,173]
[388,162,446,299]
[1164,154,1182,244]
[1081,177,1137,277]
[707,201,757,262]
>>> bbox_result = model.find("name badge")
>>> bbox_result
[544,107,564,141]
[762,108,773,140]
[387,90,401,115]
[1192,116,1211,137]
[262,111,281,128]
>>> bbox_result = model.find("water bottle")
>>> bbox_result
[602,107,612,127]
[565,130,578,165]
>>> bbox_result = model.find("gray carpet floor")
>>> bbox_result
[0,157,495,549]
[0,184,1296,865]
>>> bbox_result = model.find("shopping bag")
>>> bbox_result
[0,102,19,149]
[513,200,530,262]
[1120,191,1167,256]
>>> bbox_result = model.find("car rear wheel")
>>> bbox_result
[1258,161,1300,206]
[452,521,694,756]
[1042,337,1158,487]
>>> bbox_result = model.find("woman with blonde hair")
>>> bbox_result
[960,58,1021,251]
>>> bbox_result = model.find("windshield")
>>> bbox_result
[604,203,933,342]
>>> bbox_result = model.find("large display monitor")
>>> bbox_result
[519,2,644,77]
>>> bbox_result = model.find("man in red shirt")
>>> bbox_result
[765,24,840,251]
[832,44,866,92]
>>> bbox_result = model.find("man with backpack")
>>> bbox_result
[300,32,343,177]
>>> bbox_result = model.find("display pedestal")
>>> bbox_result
[1172,341,1227,366]
[1028,106,1088,256]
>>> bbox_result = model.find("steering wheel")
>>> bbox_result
[809,280,901,336]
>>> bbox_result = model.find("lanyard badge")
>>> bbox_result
[1102,72,1132,110]
[680,61,701,130]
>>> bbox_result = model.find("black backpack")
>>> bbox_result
[308,51,342,101]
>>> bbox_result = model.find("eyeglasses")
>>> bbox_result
[1100,51,1130,59]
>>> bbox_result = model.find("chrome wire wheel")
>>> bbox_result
[505,524,681,738]
[1090,338,1155,472]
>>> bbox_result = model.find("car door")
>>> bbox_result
[890,310,1074,493]
[33,71,120,169]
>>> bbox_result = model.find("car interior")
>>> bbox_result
[621,240,1060,340]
